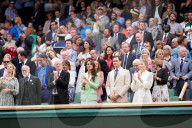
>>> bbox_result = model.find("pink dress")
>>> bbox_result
[96,71,104,102]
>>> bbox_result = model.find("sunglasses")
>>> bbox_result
[3,61,10,63]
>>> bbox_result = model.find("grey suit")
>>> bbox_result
[17,75,41,105]
[170,58,192,100]
[101,37,120,53]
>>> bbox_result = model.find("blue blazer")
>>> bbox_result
[170,58,192,88]
[35,65,56,86]
[171,46,191,61]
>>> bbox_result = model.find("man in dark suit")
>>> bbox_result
[0,56,11,77]
[15,27,33,57]
[156,24,176,47]
[138,21,154,48]
[35,54,56,103]
[132,32,144,59]
[125,26,137,50]
[48,59,70,104]
[62,0,74,19]
[112,24,126,46]
[51,10,64,26]
[16,51,36,80]
[17,65,41,105]
[46,21,58,46]
[90,50,110,101]
[121,42,135,70]
[170,47,192,101]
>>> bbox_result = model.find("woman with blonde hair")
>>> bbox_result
[46,48,59,66]
[13,16,25,39]
[147,18,159,41]
[140,48,152,69]
[72,35,83,55]
[163,45,172,63]
[0,63,19,106]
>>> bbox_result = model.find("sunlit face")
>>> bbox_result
[54,61,62,71]
[157,51,164,60]
[65,41,72,49]
[7,34,13,42]
[102,44,107,50]
[179,48,187,58]
[139,61,146,71]
[136,33,143,43]
[76,38,82,45]
[48,51,55,58]
[113,57,121,69]
[62,52,69,61]
[106,47,113,55]
[37,36,41,44]
[139,22,145,30]
[142,50,149,59]
[22,66,30,77]
[86,61,93,70]
[3,58,11,68]
[28,23,33,28]
[84,41,90,49]
[163,47,170,55]
[63,63,69,71]
[94,14,99,20]
[71,30,77,37]
[113,25,119,33]
[38,57,47,66]
[59,26,66,33]
[85,32,91,38]
[133,62,140,72]
[7,64,14,73]
[94,61,99,70]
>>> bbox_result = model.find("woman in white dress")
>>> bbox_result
[131,59,153,103]
[75,39,93,94]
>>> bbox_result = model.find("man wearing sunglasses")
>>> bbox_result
[0,56,11,77]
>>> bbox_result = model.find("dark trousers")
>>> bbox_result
[50,95,61,104]
[174,79,190,101]
[41,89,50,103]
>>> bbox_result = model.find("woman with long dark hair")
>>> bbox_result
[81,59,99,104]
[103,46,114,71]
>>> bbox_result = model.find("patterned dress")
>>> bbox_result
[0,77,19,106]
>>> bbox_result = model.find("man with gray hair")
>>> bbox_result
[61,51,76,72]
[17,65,41,105]
[128,59,140,102]
[84,29,97,50]
[35,53,56,103]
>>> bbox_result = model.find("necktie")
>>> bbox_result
[40,67,45,87]
[140,31,143,36]
[136,44,141,59]
[114,69,118,81]
[163,33,167,44]
[180,59,183,74]
[123,54,128,69]
[115,34,117,38]
[25,76,29,83]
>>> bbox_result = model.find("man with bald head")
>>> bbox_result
[48,59,70,104]
[17,65,41,105]
[61,51,76,71]
[15,27,33,57]
[170,47,192,101]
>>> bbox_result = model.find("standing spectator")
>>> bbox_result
[23,0,34,25]
[125,26,137,49]
[4,1,18,22]
[152,59,169,102]
[132,32,144,59]
[63,0,74,19]
[170,47,192,101]
[132,13,148,32]
[97,6,109,26]
[106,56,131,103]
[35,54,56,103]
[13,16,25,39]
[56,0,66,16]
[147,18,159,42]
[140,48,152,69]
[103,46,114,71]
[81,59,99,104]
[86,13,105,52]
[0,56,11,77]
[17,65,41,105]
[163,45,172,63]
[180,12,189,36]
[85,5,94,19]
[52,10,64,27]
[131,59,153,103]
[94,60,104,103]
[46,21,58,46]
[185,11,192,42]
[15,27,33,57]
[0,63,19,106]
[139,0,151,21]
[75,39,93,94]
[121,42,135,70]
[63,60,76,103]
[43,13,53,37]
[72,35,83,55]
[112,24,126,46]
[69,11,81,31]
[48,59,70,104]
[105,12,121,30]
[80,19,91,39]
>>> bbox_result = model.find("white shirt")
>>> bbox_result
[154,6,162,25]
[125,35,133,44]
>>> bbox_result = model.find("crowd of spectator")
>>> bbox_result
[0,0,192,105]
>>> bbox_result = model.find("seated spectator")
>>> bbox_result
[2,33,17,58]
[0,55,12,77]
[163,45,172,64]
[72,35,83,55]
[63,60,76,103]
[100,42,111,58]
[31,36,47,67]
[46,49,59,66]
[51,9,64,27]
[112,23,126,46]
[154,40,164,51]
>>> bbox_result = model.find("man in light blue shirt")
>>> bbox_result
[5,1,18,22]
[80,19,91,39]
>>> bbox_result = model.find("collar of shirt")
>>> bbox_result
[26,74,31,81]
[179,57,185,62]
[124,52,130,56]
[23,59,28,65]
[115,66,121,71]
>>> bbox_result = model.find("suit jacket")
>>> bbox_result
[132,43,144,59]
[17,75,41,105]
[51,17,64,26]
[15,35,33,56]
[16,59,37,79]
[81,73,100,102]
[121,52,136,70]
[152,5,166,19]
[98,57,110,84]
[47,70,70,104]
[106,68,130,103]
[62,5,70,19]
[35,64,56,86]
[101,37,120,52]
[156,32,176,47]
[170,58,192,88]
[112,33,126,46]
[143,31,154,48]
[0,68,5,77]
[171,46,191,61]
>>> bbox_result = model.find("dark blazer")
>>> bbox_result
[17,75,41,105]
[35,64,56,86]
[47,70,70,104]
[143,31,154,48]
[51,17,64,26]
[112,33,127,46]
[62,5,73,19]
[0,68,5,77]
[156,32,176,47]
[153,68,168,86]
[128,35,137,51]
[151,5,166,19]
[98,57,110,84]
[16,59,37,79]
[15,35,33,56]
[132,43,144,59]
[46,31,53,43]
[121,52,136,70]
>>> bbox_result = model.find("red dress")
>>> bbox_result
[105,58,113,71]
